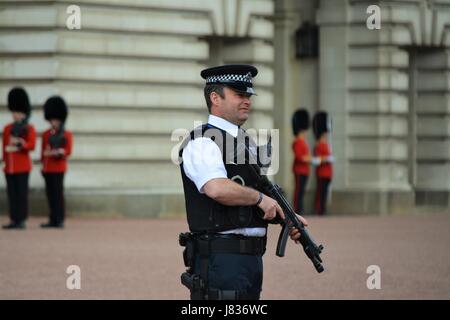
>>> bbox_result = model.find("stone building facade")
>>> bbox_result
[275,0,450,214]
[1,0,449,216]
[0,0,275,217]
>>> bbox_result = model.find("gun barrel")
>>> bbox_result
[312,257,324,273]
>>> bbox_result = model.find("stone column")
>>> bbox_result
[273,0,301,199]
[317,0,415,214]
[415,49,450,208]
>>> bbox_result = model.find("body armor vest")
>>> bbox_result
[179,124,267,233]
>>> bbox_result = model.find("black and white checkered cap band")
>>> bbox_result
[206,72,253,84]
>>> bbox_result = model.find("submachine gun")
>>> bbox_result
[244,138,325,273]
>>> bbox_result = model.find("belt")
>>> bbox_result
[196,234,266,256]
[207,288,260,300]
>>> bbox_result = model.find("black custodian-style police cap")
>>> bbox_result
[44,96,68,122]
[312,111,331,140]
[292,108,310,135]
[8,87,31,115]
[201,64,258,95]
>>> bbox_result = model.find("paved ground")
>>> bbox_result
[0,214,449,300]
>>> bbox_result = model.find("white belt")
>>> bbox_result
[219,227,266,237]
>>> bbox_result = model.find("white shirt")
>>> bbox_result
[182,115,266,237]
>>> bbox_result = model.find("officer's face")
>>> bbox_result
[213,87,252,126]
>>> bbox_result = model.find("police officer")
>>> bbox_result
[178,64,307,300]
[40,96,73,228]
[2,87,36,229]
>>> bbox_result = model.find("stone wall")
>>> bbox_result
[0,0,275,217]
[315,0,450,213]
[2,0,449,217]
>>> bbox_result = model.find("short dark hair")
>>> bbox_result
[204,84,225,113]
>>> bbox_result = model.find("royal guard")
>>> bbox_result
[292,108,315,214]
[41,96,73,228]
[2,87,36,229]
[312,111,334,216]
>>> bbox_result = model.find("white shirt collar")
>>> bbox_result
[207,114,239,138]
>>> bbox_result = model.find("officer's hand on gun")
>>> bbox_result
[289,215,309,243]
[256,193,285,221]
[256,193,308,242]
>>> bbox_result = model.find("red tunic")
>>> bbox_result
[41,129,73,173]
[315,141,333,179]
[2,123,36,174]
[292,137,310,176]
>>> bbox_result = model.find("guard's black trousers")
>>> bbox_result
[193,252,263,300]
[294,174,309,214]
[5,173,29,224]
[43,173,65,224]
[315,177,331,216]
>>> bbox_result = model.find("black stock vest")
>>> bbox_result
[179,124,268,233]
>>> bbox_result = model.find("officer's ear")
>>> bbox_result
[210,91,225,110]
[210,91,223,107]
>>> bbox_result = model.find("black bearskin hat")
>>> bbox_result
[292,108,310,136]
[44,96,68,122]
[8,87,31,116]
[312,111,331,140]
